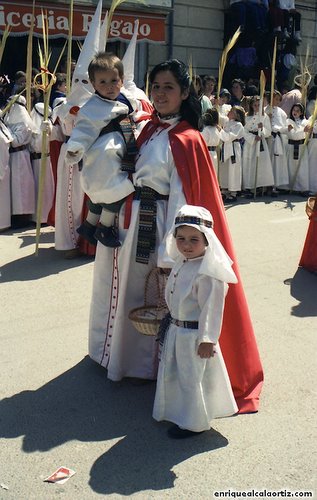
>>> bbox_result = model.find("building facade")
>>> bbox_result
[0,0,316,88]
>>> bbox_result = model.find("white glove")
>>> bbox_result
[40,120,51,134]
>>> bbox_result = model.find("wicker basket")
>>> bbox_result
[129,267,170,336]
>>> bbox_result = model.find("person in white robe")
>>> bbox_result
[201,108,227,176]
[3,95,35,216]
[286,103,310,193]
[242,96,274,191]
[0,118,13,230]
[218,105,245,201]
[265,91,289,191]
[153,204,238,438]
[29,102,55,223]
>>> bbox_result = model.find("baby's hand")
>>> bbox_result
[197,342,215,358]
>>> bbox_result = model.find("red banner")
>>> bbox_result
[0,1,166,42]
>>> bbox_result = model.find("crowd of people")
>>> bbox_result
[1,1,316,438]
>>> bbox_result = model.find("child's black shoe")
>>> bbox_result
[76,221,97,245]
[94,224,121,248]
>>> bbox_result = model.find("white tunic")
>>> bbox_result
[219,120,244,192]
[307,119,317,193]
[286,118,309,192]
[54,103,84,250]
[29,106,55,223]
[266,105,289,187]
[89,117,187,380]
[242,113,274,189]
[66,92,139,205]
[0,120,13,230]
[153,257,238,432]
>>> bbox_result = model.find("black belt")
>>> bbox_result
[9,145,27,153]
[272,131,280,138]
[30,152,50,160]
[65,135,70,142]
[208,146,216,151]
[171,318,199,329]
[313,134,317,138]
[135,186,169,265]
[288,139,304,160]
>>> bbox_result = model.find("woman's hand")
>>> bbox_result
[288,124,294,131]
[197,342,215,358]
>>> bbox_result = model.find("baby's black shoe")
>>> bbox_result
[94,224,121,248]
[76,221,97,245]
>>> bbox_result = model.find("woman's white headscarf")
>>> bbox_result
[166,204,238,284]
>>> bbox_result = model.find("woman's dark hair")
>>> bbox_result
[149,59,202,130]
[52,72,67,90]
[202,107,219,127]
[289,102,305,119]
[248,96,260,116]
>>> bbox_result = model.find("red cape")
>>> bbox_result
[299,197,317,273]
[138,119,264,412]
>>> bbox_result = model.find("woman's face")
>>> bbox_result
[232,82,243,98]
[150,70,189,117]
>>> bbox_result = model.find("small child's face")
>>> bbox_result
[273,94,282,107]
[291,105,302,119]
[228,108,236,120]
[175,225,206,259]
[91,68,123,100]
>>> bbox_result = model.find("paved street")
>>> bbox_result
[1,195,316,500]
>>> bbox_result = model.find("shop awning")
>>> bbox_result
[0,1,167,42]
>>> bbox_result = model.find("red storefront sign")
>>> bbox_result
[0,1,166,42]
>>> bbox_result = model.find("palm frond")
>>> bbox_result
[217,27,241,98]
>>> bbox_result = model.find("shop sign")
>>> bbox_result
[0,1,166,42]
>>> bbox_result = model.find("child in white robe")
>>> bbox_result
[153,204,238,439]
[201,108,227,176]
[218,105,245,202]
[266,90,289,193]
[29,102,55,223]
[242,96,274,193]
[286,102,310,193]
[66,52,148,248]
